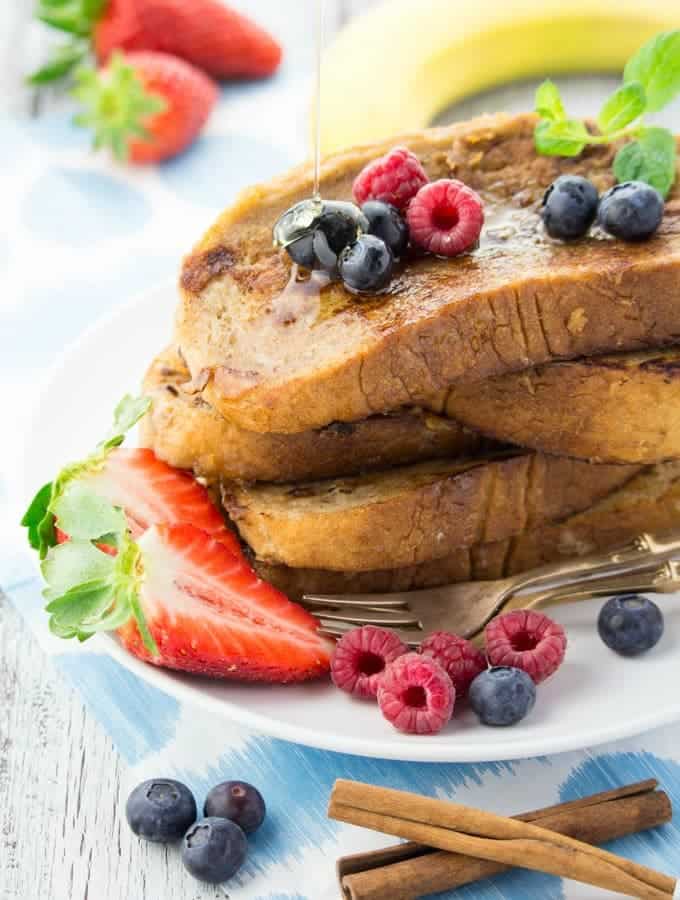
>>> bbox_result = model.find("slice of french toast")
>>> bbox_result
[255,463,680,597]
[222,452,639,571]
[439,348,680,464]
[140,347,487,482]
[178,112,680,434]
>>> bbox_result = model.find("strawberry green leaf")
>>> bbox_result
[624,30,680,113]
[72,53,167,162]
[598,81,646,134]
[37,2,93,37]
[534,119,590,157]
[102,394,151,450]
[42,540,116,600]
[614,127,677,198]
[46,579,115,629]
[27,41,88,85]
[22,393,150,557]
[21,482,54,551]
[51,482,126,540]
[535,80,566,122]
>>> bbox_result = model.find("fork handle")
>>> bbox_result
[506,529,680,596]
[514,562,678,615]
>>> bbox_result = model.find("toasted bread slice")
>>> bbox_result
[256,463,680,597]
[141,347,486,482]
[439,348,680,464]
[223,453,638,571]
[178,113,680,434]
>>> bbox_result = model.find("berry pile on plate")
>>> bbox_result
[281,147,485,294]
[330,609,567,735]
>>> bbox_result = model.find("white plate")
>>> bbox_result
[20,281,680,763]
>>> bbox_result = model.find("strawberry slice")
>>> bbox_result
[80,447,243,558]
[118,524,333,682]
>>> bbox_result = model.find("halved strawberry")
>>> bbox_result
[81,447,243,557]
[119,524,333,682]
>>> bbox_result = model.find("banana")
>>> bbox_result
[319,0,680,153]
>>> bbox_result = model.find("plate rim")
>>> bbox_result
[17,279,680,764]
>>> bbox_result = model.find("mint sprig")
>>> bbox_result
[21,393,150,558]
[535,30,680,198]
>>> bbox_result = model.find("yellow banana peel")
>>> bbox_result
[319,0,680,153]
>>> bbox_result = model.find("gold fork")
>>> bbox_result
[302,531,680,645]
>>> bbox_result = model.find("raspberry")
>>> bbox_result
[377,652,454,734]
[352,147,428,211]
[407,179,484,257]
[485,610,567,684]
[420,632,486,697]
[331,625,407,698]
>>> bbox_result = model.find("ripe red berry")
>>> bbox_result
[407,179,484,257]
[485,610,567,684]
[352,147,429,211]
[331,625,407,699]
[420,632,486,697]
[94,0,282,80]
[377,652,455,734]
[73,52,218,165]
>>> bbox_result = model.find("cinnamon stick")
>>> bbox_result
[329,780,678,899]
[336,781,672,900]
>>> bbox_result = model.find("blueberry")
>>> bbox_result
[204,781,266,834]
[126,778,197,843]
[339,235,394,293]
[362,201,409,257]
[598,181,664,242]
[312,228,341,273]
[286,233,316,268]
[285,203,366,272]
[181,817,247,885]
[597,594,664,656]
[541,175,599,240]
[469,667,536,726]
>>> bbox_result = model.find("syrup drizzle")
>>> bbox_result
[312,0,326,199]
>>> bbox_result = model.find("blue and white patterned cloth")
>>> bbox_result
[3,21,680,899]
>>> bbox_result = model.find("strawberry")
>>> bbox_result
[31,0,281,84]
[78,447,243,556]
[72,51,218,164]
[118,524,333,682]
[95,0,282,80]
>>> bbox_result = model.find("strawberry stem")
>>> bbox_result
[72,52,167,161]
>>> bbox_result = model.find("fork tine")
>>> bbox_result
[302,592,410,609]
[318,621,422,647]
[313,609,422,627]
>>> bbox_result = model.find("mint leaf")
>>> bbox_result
[42,540,116,600]
[21,482,54,552]
[535,80,566,122]
[534,119,590,157]
[598,81,646,133]
[624,30,680,113]
[614,127,676,198]
[51,482,126,541]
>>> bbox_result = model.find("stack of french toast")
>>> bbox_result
[140,113,680,599]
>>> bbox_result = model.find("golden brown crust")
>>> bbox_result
[256,463,680,597]
[177,112,680,434]
[140,347,487,482]
[224,452,639,571]
[440,348,680,464]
